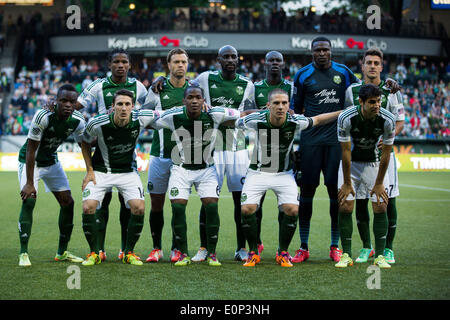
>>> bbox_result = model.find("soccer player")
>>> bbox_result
[80,89,159,266]
[191,45,256,262]
[153,85,253,267]
[77,49,147,261]
[237,88,342,267]
[253,50,293,256]
[17,84,86,267]
[142,48,189,263]
[336,83,395,269]
[345,48,405,264]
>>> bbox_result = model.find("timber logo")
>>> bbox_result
[170,187,179,197]
[333,75,342,84]
[240,193,247,203]
[236,86,244,95]
[82,188,90,198]
[148,182,154,191]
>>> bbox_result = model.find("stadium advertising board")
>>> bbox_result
[431,0,450,9]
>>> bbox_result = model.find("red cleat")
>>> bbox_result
[291,248,310,263]
[329,247,343,262]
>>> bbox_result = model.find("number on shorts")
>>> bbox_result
[138,187,144,198]
[388,185,394,197]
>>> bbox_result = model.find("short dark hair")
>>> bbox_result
[108,48,131,63]
[359,83,382,103]
[268,88,289,102]
[113,89,134,104]
[167,48,188,63]
[184,85,204,98]
[57,83,78,97]
[311,36,331,49]
[363,47,383,63]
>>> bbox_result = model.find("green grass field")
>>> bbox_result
[0,171,449,300]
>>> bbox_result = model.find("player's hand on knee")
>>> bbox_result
[370,183,388,205]
[202,102,211,112]
[82,171,96,191]
[21,183,37,200]
[338,183,354,206]
[150,76,166,94]
[385,78,401,94]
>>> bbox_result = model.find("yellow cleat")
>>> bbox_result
[123,252,143,266]
[82,252,101,266]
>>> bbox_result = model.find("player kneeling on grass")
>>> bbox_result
[237,88,342,267]
[336,83,395,269]
[80,89,159,266]
[17,84,86,267]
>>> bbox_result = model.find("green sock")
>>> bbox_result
[124,214,144,253]
[338,211,353,257]
[278,210,284,242]
[373,211,388,257]
[18,198,36,254]
[199,205,207,248]
[355,199,371,248]
[171,203,188,254]
[150,210,164,249]
[120,204,131,251]
[204,203,220,254]
[279,214,297,253]
[386,198,397,250]
[57,202,74,255]
[82,213,98,253]
[241,213,258,253]
[95,206,108,252]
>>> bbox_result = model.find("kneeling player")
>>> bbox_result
[17,84,86,266]
[237,89,342,267]
[80,89,159,266]
[336,84,395,269]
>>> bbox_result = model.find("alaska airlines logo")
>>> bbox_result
[212,96,235,107]
[314,89,340,104]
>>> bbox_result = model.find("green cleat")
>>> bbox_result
[207,254,222,267]
[82,252,101,266]
[355,248,375,263]
[19,253,31,267]
[335,253,354,268]
[384,248,395,264]
[174,254,191,266]
[374,255,391,269]
[55,251,84,263]
[123,252,143,266]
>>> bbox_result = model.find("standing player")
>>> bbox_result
[77,49,147,261]
[142,48,189,263]
[345,48,404,264]
[336,83,395,269]
[80,89,159,266]
[153,85,252,267]
[237,89,342,267]
[17,84,85,266]
[253,50,293,256]
[191,45,255,262]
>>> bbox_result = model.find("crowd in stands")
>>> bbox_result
[1,56,449,139]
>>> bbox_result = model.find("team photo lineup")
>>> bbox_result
[1,0,449,303]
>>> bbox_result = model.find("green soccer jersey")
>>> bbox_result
[83,109,159,173]
[337,105,396,162]
[254,79,293,108]
[78,76,147,114]
[236,110,312,173]
[18,109,86,167]
[195,70,255,151]
[143,78,187,159]
[154,106,242,170]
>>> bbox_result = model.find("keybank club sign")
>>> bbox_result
[108,35,209,50]
[291,36,388,51]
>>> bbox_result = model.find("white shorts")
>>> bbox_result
[241,169,299,207]
[387,152,399,198]
[147,156,173,194]
[18,162,70,193]
[168,165,220,200]
[82,171,145,208]
[338,161,390,202]
[214,150,249,192]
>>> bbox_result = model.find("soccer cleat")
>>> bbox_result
[117,250,124,261]
[123,252,143,266]
[192,247,208,262]
[54,251,84,263]
[19,253,31,267]
[276,251,293,267]
[329,247,343,262]
[355,248,375,263]
[234,248,248,261]
[276,250,292,262]
[374,255,391,269]
[384,248,395,264]
[243,251,261,267]
[82,252,101,266]
[257,242,264,255]
[170,249,182,262]
[207,254,222,267]
[98,250,107,262]
[291,248,310,263]
[335,253,354,268]
[146,249,163,263]
[174,254,191,266]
